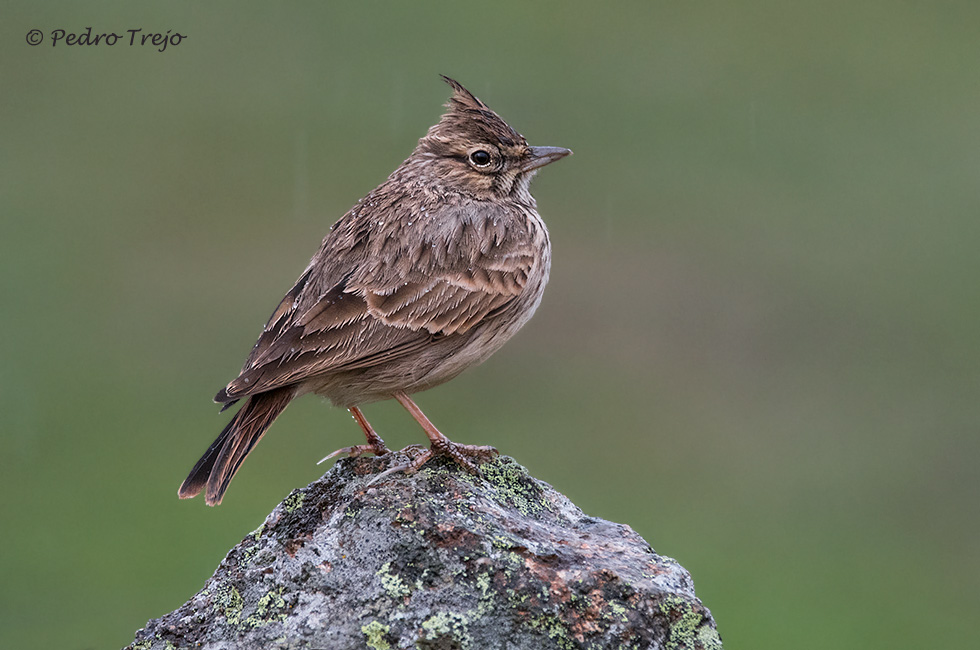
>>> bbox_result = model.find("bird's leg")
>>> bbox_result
[350,406,392,454]
[393,391,498,475]
[317,406,391,464]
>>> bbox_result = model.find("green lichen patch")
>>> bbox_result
[420,611,473,648]
[245,586,288,628]
[472,570,498,617]
[376,561,412,599]
[283,490,306,513]
[475,571,491,597]
[479,457,552,517]
[211,583,243,625]
[361,620,391,650]
[659,596,723,650]
[697,625,724,650]
[608,599,629,622]
[527,613,575,650]
[238,543,259,569]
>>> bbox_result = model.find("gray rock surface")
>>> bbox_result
[128,452,722,649]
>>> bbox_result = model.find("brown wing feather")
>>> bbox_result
[217,193,541,404]
[359,233,536,336]
[223,317,430,399]
[365,277,519,335]
[237,267,314,373]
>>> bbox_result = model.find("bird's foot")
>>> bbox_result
[319,406,392,465]
[366,445,426,484]
[368,440,498,485]
[427,437,499,476]
[388,391,498,476]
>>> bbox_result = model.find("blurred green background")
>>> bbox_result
[3,1,978,648]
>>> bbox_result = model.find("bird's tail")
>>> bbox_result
[178,386,295,506]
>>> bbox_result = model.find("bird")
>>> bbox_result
[178,76,571,505]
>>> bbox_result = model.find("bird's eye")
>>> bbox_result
[469,150,492,167]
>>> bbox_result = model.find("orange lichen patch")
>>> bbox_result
[568,587,611,641]
[427,522,482,549]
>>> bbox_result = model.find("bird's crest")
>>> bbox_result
[426,76,526,148]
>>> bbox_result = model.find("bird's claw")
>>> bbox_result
[367,440,498,485]
[317,440,391,465]
[366,445,427,485]
[431,438,498,476]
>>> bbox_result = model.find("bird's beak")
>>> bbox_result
[521,146,572,172]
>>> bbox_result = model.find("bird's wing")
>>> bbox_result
[359,249,533,335]
[352,203,540,335]
[216,215,538,403]
[215,272,429,404]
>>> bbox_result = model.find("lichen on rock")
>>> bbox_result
[127,452,722,649]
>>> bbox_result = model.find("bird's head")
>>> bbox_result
[409,76,571,202]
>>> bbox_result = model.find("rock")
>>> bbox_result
[127,452,722,650]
